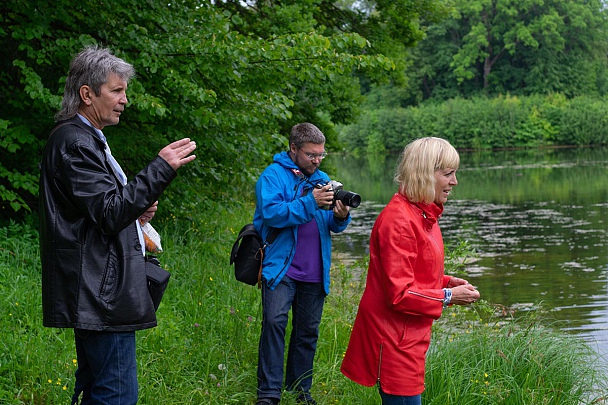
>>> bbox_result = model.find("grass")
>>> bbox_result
[1,204,607,404]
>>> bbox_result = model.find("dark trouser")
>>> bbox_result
[257,276,326,401]
[379,386,422,405]
[72,329,138,405]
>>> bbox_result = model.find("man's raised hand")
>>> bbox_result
[159,138,197,170]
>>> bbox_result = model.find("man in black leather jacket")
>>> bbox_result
[39,45,196,404]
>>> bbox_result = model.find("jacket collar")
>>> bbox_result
[398,193,444,225]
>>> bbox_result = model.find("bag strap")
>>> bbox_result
[256,248,265,289]
[264,226,282,246]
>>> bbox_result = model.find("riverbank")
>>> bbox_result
[1,204,606,404]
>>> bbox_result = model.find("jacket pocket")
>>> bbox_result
[99,240,119,302]
[397,316,431,350]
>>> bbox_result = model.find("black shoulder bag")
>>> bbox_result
[229,224,281,288]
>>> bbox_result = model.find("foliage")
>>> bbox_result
[426,309,608,404]
[401,0,608,103]
[339,94,608,153]
[2,208,607,404]
[0,0,453,220]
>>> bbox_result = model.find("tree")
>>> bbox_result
[402,0,608,102]
[1,0,450,220]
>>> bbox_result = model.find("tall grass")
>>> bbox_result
[1,205,607,404]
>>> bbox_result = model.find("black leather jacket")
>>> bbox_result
[39,117,177,331]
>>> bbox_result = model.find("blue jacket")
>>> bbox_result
[253,151,351,294]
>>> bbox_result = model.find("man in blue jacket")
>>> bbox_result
[253,123,351,405]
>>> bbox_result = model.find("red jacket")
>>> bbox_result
[341,193,451,396]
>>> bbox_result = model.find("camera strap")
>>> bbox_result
[290,168,325,189]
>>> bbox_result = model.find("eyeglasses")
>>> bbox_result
[298,147,327,161]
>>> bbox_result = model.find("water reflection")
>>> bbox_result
[328,147,608,358]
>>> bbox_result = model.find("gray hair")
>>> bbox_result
[289,123,326,147]
[55,45,135,122]
[394,137,460,203]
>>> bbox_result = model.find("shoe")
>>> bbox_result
[256,398,279,405]
[296,394,317,405]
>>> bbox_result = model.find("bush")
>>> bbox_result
[339,94,608,151]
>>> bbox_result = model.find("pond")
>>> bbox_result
[327,146,608,358]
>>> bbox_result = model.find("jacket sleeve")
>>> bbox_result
[57,130,176,235]
[328,211,351,233]
[375,213,445,320]
[255,166,318,228]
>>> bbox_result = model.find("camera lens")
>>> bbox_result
[335,189,361,208]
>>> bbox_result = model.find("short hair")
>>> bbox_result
[55,45,135,122]
[289,123,326,148]
[394,137,460,203]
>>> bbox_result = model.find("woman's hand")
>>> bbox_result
[450,283,480,306]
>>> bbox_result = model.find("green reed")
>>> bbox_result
[0,205,607,404]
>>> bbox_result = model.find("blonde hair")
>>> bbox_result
[394,137,460,203]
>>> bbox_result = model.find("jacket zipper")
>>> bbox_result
[408,290,444,302]
[377,343,383,385]
[268,176,303,286]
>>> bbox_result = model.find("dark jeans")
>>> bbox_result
[379,386,422,405]
[257,276,326,401]
[72,329,138,405]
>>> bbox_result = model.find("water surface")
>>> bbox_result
[328,147,608,357]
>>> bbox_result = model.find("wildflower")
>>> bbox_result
[210,277,213,281]
[209,373,217,380]
[218,364,226,371]
[194,323,200,327]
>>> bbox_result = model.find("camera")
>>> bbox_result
[318,180,361,210]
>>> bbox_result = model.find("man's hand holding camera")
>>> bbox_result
[313,184,350,220]
[333,200,349,220]
[313,184,334,209]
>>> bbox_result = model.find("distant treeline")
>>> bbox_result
[339,94,608,153]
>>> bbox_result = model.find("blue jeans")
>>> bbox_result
[257,276,326,400]
[72,329,138,405]
[379,387,422,405]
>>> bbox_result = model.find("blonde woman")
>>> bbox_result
[341,137,479,405]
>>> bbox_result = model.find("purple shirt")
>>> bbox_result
[286,218,322,283]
